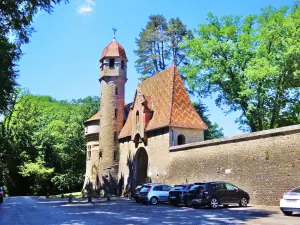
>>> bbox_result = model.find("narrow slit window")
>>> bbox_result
[115,87,118,95]
[114,151,117,161]
[121,60,125,69]
[115,109,117,118]
[136,111,139,124]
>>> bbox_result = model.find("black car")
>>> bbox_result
[168,184,193,206]
[134,185,144,202]
[187,182,250,209]
[0,187,4,203]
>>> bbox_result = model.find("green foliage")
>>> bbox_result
[135,15,192,79]
[0,0,68,114]
[0,91,99,195]
[183,5,300,132]
[193,100,224,140]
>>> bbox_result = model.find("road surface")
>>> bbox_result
[0,197,299,224]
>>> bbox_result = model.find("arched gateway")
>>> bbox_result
[134,148,148,186]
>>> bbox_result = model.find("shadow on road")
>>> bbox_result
[35,198,281,225]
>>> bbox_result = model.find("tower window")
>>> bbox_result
[121,60,125,69]
[115,87,118,95]
[109,58,115,68]
[99,152,102,159]
[114,132,117,142]
[88,151,91,160]
[114,151,117,161]
[177,134,186,145]
[115,109,117,118]
[136,111,139,124]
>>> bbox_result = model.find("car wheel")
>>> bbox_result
[239,197,248,207]
[184,200,192,207]
[282,210,293,216]
[135,199,140,203]
[223,204,229,208]
[150,197,158,205]
[209,198,219,209]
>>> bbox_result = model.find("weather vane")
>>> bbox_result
[112,27,117,40]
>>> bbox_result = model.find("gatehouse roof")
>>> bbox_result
[119,66,208,138]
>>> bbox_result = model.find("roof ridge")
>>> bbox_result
[169,65,176,125]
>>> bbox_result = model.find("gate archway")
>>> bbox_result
[135,148,148,186]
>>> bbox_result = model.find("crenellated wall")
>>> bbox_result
[166,125,300,205]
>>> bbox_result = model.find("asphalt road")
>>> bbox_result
[0,197,299,225]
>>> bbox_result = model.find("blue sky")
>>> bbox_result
[18,0,295,137]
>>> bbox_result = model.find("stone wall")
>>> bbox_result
[166,125,300,205]
[118,128,170,189]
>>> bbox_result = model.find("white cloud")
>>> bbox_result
[77,0,96,15]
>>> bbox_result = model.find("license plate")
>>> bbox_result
[286,199,297,202]
[170,196,176,199]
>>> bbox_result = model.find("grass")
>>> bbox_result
[49,192,83,199]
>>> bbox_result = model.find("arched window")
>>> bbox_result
[136,111,139,124]
[88,151,91,160]
[177,134,185,145]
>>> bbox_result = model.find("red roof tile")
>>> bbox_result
[100,40,127,61]
[119,66,207,138]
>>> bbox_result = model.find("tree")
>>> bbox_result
[0,0,68,115]
[183,5,300,132]
[135,15,192,79]
[193,100,224,140]
[0,91,99,195]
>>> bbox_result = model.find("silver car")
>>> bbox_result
[138,183,172,205]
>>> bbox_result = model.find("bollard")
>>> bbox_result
[88,195,92,203]
[68,194,73,203]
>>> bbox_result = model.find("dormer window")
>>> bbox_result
[136,111,139,124]
[109,58,115,68]
[121,60,125,69]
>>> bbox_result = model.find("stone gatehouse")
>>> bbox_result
[83,37,300,205]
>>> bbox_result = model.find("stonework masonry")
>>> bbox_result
[118,128,171,188]
[99,79,120,179]
[166,125,300,205]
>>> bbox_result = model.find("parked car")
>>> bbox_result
[134,185,145,202]
[280,186,300,216]
[187,182,250,209]
[169,184,193,206]
[0,187,4,203]
[138,184,172,205]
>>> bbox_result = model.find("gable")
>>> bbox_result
[119,66,207,139]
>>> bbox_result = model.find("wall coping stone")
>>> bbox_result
[169,124,300,152]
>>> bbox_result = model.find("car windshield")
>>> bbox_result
[171,185,186,191]
[141,185,151,192]
[190,184,206,190]
[135,185,143,190]
[291,187,300,193]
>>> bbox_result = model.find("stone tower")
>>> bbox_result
[99,37,128,193]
